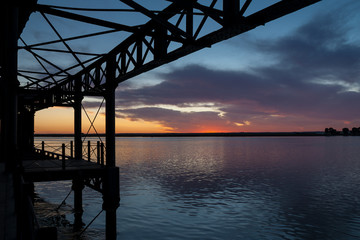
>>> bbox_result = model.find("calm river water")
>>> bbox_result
[34,136,360,239]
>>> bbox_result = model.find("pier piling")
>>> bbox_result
[70,141,74,159]
[88,141,91,162]
[103,55,119,239]
[97,141,100,164]
[62,143,65,170]
[72,178,84,231]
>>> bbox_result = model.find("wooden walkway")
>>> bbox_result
[23,152,105,182]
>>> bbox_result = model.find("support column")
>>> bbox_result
[103,167,119,240]
[0,4,19,170]
[105,57,116,168]
[103,55,120,239]
[72,178,84,231]
[73,77,84,230]
[28,109,35,151]
[74,82,82,161]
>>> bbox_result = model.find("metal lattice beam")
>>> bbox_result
[19,0,322,111]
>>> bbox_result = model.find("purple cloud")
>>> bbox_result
[117,107,236,132]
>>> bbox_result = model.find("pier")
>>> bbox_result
[0,0,321,239]
[23,141,119,237]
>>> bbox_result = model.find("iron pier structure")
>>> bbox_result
[0,0,321,239]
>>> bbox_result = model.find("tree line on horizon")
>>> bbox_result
[325,127,360,136]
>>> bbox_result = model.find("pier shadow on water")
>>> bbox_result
[33,182,105,240]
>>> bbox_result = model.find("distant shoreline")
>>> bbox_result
[35,132,325,137]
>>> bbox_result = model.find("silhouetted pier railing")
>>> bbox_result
[34,140,106,167]
[24,140,119,238]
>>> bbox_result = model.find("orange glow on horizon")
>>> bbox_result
[35,107,246,134]
[35,107,172,134]
[34,106,332,134]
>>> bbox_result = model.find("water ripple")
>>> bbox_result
[35,136,360,240]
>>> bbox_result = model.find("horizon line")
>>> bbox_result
[34,131,325,137]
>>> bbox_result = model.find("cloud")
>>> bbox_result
[254,8,360,84]
[117,107,238,132]
[112,3,360,132]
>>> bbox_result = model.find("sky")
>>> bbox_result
[27,0,360,134]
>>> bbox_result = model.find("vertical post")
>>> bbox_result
[41,141,45,152]
[88,140,91,162]
[105,55,117,168]
[0,3,19,171]
[74,77,82,160]
[103,55,119,240]
[101,142,104,166]
[72,178,84,231]
[73,77,83,230]
[28,109,35,151]
[97,141,100,164]
[136,39,143,68]
[103,167,119,240]
[120,51,126,75]
[62,143,65,170]
[74,102,82,160]
[70,141,74,159]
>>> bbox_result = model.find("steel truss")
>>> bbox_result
[18,0,321,111]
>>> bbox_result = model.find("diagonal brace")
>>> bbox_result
[37,4,140,32]
[120,0,191,39]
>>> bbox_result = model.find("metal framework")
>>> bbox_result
[17,0,322,111]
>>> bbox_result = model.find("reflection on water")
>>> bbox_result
[35,137,360,239]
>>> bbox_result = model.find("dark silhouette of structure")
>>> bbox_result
[1,0,322,239]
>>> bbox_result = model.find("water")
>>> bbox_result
[34,136,360,239]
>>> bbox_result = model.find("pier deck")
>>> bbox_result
[22,152,106,182]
